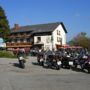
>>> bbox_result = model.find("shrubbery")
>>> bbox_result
[0,50,17,58]
[68,32,90,51]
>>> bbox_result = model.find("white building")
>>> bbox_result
[34,22,67,50]
[8,22,67,50]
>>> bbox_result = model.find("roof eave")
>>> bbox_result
[60,22,68,33]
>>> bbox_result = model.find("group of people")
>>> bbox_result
[13,47,30,56]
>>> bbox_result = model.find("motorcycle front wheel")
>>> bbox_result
[56,65,60,70]
[19,60,25,69]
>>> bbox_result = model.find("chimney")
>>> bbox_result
[14,24,20,30]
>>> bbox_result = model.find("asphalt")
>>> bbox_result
[0,56,90,90]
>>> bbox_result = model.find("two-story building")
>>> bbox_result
[7,22,67,50]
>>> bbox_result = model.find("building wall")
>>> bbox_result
[34,24,66,50]
[9,24,67,50]
[52,24,66,50]
[34,35,52,50]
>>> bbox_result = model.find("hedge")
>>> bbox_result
[0,50,17,58]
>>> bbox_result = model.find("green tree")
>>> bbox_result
[68,32,90,51]
[0,6,10,42]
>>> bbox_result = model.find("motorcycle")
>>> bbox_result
[37,52,44,66]
[68,53,79,69]
[61,54,72,69]
[72,54,90,73]
[54,53,62,70]
[43,54,53,68]
[43,52,61,70]
[18,56,26,69]
[80,55,90,73]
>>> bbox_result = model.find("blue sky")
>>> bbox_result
[0,0,90,42]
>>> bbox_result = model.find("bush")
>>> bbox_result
[0,50,17,58]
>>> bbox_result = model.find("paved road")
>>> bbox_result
[0,56,90,90]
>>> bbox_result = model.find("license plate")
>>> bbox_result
[89,62,90,65]
[19,56,24,60]
[44,62,48,66]
[69,61,73,65]
[57,61,61,65]
[83,56,88,59]
[67,55,70,57]
[40,59,43,62]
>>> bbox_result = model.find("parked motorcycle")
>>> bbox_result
[17,49,26,69]
[79,55,90,73]
[61,54,72,69]
[54,53,62,70]
[72,53,90,73]
[37,52,44,66]
[18,56,26,69]
[43,54,53,68]
[43,51,61,70]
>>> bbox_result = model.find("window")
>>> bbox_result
[23,39,27,42]
[46,37,51,43]
[57,30,58,35]
[59,31,60,35]
[57,37,59,42]
[15,39,17,42]
[20,38,23,42]
[57,30,60,35]
[37,37,41,43]
[57,37,62,42]
[60,38,62,45]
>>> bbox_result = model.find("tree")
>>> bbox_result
[68,32,90,51]
[0,6,10,42]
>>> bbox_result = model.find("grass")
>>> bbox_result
[0,50,17,58]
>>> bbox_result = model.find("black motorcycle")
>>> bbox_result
[17,50,26,69]
[37,52,44,66]
[80,55,90,73]
[61,54,71,69]
[73,54,90,73]
[54,53,62,70]
[43,52,61,70]
[18,56,26,69]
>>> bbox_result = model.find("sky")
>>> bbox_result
[0,0,90,42]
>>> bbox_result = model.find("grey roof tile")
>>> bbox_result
[11,22,67,34]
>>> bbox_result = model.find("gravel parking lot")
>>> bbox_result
[0,56,90,90]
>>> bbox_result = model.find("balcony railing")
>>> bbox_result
[6,42,32,48]
[9,34,31,39]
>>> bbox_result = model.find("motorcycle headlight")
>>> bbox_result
[89,62,90,64]
[19,56,24,60]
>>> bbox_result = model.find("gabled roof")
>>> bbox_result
[11,22,67,34]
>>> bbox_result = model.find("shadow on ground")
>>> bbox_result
[12,63,24,69]
[71,67,90,74]
[32,62,40,66]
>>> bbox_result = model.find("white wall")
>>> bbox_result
[52,24,66,49]
[34,35,53,50]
